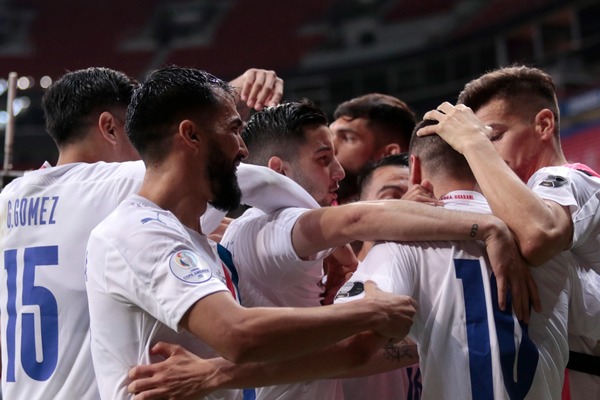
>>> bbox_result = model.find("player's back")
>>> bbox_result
[342,237,570,399]
[0,161,144,399]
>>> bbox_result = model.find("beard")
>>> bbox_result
[207,144,242,212]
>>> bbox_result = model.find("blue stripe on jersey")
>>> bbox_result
[454,258,494,400]
[217,244,242,304]
[490,275,539,400]
[243,388,256,400]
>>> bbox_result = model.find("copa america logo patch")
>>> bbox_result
[539,175,568,188]
[334,281,365,301]
[169,250,212,284]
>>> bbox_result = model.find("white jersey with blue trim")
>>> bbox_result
[86,194,241,400]
[336,190,600,399]
[0,160,311,400]
[221,202,341,400]
[527,164,600,400]
[0,161,144,400]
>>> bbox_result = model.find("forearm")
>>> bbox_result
[225,300,393,363]
[333,338,419,378]
[293,199,505,257]
[462,140,570,264]
[186,290,411,364]
[211,332,384,390]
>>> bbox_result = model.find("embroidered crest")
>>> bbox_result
[334,281,365,300]
[169,250,212,284]
[539,175,568,188]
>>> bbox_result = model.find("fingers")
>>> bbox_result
[495,273,507,312]
[267,77,284,106]
[363,280,380,294]
[151,341,181,357]
[237,69,283,110]
[510,277,526,323]
[527,271,542,313]
[245,71,266,110]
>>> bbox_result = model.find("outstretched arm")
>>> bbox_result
[127,335,418,399]
[291,199,540,321]
[181,281,415,364]
[419,102,573,266]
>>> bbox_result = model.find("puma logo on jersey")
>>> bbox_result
[141,212,165,225]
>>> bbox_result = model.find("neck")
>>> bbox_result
[429,177,479,200]
[138,163,210,233]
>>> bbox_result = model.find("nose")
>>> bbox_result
[331,156,345,181]
[238,135,249,160]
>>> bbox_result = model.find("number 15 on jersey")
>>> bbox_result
[4,246,59,382]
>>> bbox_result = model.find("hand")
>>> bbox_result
[402,180,443,206]
[483,218,541,322]
[418,102,493,154]
[128,342,224,400]
[364,281,416,340]
[321,245,358,305]
[229,68,284,112]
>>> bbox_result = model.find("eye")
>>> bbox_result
[489,131,505,142]
[345,134,356,143]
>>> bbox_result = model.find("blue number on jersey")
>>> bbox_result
[454,259,538,400]
[4,246,59,381]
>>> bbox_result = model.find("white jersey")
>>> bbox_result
[221,204,341,400]
[527,164,600,399]
[0,161,144,400]
[85,194,240,400]
[0,160,309,400]
[336,190,600,400]
[527,164,600,272]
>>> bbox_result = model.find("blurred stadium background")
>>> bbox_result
[0,0,598,179]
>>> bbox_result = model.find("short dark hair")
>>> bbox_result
[409,119,474,182]
[126,66,234,163]
[242,99,328,166]
[42,67,137,146]
[333,93,416,149]
[458,65,560,136]
[357,153,409,198]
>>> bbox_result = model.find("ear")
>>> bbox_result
[98,112,120,145]
[382,143,401,156]
[178,120,201,149]
[534,109,556,141]
[267,156,285,175]
[409,154,422,186]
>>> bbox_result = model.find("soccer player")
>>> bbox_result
[219,100,528,399]
[419,65,600,400]
[124,105,534,400]
[330,93,416,203]
[0,65,302,400]
[336,119,600,399]
[84,67,417,399]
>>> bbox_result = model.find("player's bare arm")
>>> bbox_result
[291,199,540,320]
[180,281,415,363]
[419,102,573,266]
[128,333,418,399]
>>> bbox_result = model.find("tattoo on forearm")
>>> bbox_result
[470,223,479,238]
[384,339,418,362]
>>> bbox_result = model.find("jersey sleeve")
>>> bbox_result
[334,242,416,304]
[527,167,579,215]
[92,222,229,332]
[222,208,326,285]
